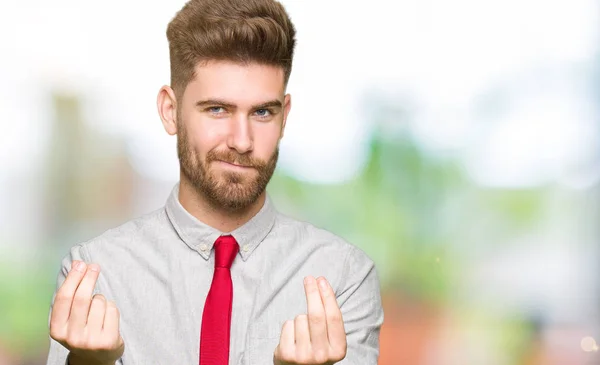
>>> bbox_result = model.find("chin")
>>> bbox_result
[216,193,258,211]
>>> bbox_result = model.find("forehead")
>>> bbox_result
[183,61,285,105]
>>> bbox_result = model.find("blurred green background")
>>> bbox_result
[2,0,600,364]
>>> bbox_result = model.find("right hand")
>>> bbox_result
[49,260,124,365]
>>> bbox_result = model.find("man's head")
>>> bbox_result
[157,0,296,212]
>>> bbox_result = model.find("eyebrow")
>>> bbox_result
[195,99,283,110]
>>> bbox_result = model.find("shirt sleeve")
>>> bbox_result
[335,246,384,365]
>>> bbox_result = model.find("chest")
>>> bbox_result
[105,244,340,364]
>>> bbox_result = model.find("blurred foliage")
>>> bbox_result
[269,124,547,305]
[0,258,56,360]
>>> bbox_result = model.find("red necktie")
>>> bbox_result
[199,235,239,365]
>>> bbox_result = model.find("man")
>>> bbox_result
[45,0,384,364]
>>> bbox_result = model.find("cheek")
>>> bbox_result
[185,120,223,154]
[253,125,281,158]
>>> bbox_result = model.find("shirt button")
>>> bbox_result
[199,244,208,251]
[242,244,250,252]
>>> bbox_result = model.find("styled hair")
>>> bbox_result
[166,0,296,99]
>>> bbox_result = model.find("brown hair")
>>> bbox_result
[166,0,296,99]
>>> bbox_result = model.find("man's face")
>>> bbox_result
[176,61,290,211]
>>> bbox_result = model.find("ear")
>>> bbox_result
[157,85,178,136]
[280,93,292,139]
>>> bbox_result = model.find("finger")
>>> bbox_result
[317,277,346,351]
[275,320,295,361]
[304,276,328,349]
[69,263,101,330]
[87,294,107,332]
[103,300,121,342]
[294,314,311,354]
[51,261,87,327]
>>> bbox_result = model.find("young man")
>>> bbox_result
[45,0,384,364]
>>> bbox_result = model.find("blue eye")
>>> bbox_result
[208,107,225,114]
[255,109,271,117]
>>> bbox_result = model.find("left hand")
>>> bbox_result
[273,276,347,365]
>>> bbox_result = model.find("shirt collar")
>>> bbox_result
[165,182,276,261]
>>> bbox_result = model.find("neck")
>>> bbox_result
[177,175,265,233]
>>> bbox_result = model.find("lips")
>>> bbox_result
[217,160,252,168]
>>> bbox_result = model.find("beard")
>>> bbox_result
[177,120,278,212]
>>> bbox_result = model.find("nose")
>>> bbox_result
[226,114,253,154]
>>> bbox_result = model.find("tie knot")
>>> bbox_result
[213,235,239,269]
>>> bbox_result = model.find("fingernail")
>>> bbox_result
[304,276,315,285]
[75,261,86,272]
[318,278,328,291]
[88,264,100,272]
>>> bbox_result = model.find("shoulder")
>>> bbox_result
[70,207,168,259]
[273,211,375,269]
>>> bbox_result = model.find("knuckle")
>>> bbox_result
[66,334,86,349]
[313,349,328,363]
[281,354,295,363]
[87,310,103,322]
[314,355,329,364]
[107,301,120,315]
[90,338,113,351]
[49,316,60,329]
[107,332,122,346]
[92,293,106,302]
[296,352,311,364]
[308,314,324,325]
[71,333,111,351]
[55,292,71,302]
[280,348,295,362]
[295,314,307,322]
[331,347,347,361]
[85,341,102,351]
[49,326,65,342]
[72,293,89,306]
[306,283,319,294]
[274,344,292,362]
[329,313,343,324]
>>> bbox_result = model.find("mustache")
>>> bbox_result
[206,149,266,168]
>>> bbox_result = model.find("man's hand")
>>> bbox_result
[49,260,124,365]
[274,276,347,365]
